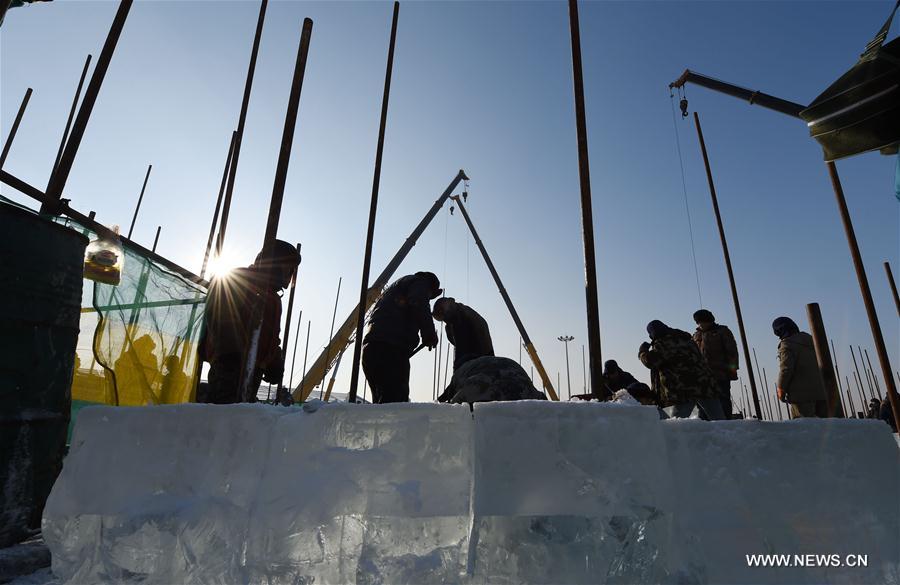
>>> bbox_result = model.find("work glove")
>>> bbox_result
[422,327,439,349]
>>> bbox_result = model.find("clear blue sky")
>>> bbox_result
[2,1,897,409]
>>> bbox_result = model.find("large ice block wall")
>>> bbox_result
[44,402,900,584]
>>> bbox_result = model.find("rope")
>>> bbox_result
[669,90,703,308]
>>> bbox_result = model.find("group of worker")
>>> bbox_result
[196,246,495,405]
[604,310,833,420]
[194,239,849,422]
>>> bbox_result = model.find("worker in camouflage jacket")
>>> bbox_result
[692,309,739,419]
[772,316,827,418]
[431,297,494,371]
[639,320,724,420]
[362,272,441,403]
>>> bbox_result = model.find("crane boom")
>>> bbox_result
[451,196,559,401]
[669,69,805,119]
[292,170,469,401]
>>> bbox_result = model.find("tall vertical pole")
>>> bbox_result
[831,339,847,417]
[694,112,761,420]
[277,243,301,401]
[238,16,313,403]
[850,346,871,402]
[752,347,765,419]
[443,336,452,394]
[52,55,92,175]
[885,261,900,317]
[348,1,400,404]
[864,349,884,400]
[845,377,857,418]
[0,87,33,170]
[761,366,773,420]
[806,303,842,417]
[852,369,867,413]
[299,320,311,400]
[826,161,899,430]
[43,0,133,214]
[567,0,604,399]
[127,164,152,239]
[288,310,302,389]
[201,131,237,279]
[321,276,342,399]
[215,0,268,255]
[151,225,161,253]
[582,344,587,393]
[559,335,573,399]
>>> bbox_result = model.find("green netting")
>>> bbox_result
[59,218,207,406]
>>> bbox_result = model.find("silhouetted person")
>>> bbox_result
[879,398,897,432]
[772,316,827,418]
[362,272,441,403]
[161,355,189,403]
[867,397,882,419]
[198,240,300,404]
[639,320,724,420]
[432,297,494,371]
[112,334,158,405]
[603,360,655,405]
[692,309,740,420]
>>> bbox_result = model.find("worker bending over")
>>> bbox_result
[432,297,494,371]
[197,240,300,404]
[362,272,441,403]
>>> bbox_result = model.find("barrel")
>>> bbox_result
[0,202,87,547]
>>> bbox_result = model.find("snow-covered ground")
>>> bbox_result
[41,401,900,584]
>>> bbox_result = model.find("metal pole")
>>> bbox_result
[752,347,765,419]
[288,310,302,389]
[277,243,301,401]
[885,262,900,316]
[850,345,871,402]
[435,326,444,397]
[215,0,268,255]
[348,1,400,404]
[453,196,559,400]
[43,0,133,214]
[127,164,152,239]
[238,16,313,403]
[772,382,783,421]
[559,335,573,399]
[826,161,900,430]
[831,339,848,417]
[201,130,237,279]
[432,325,441,400]
[151,225,161,253]
[52,55,92,174]
[567,0,604,399]
[0,87,32,170]
[806,303,842,417]
[443,334,452,394]
[582,344,587,393]
[694,111,761,420]
[321,276,342,399]
[299,319,311,400]
[846,377,857,418]
[519,336,522,365]
[761,366,773,420]
[860,346,877,401]
[852,369,867,413]
[864,349,884,400]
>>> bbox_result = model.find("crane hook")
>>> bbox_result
[450,205,455,215]
[679,97,689,118]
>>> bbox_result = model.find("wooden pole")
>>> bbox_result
[850,345,871,402]
[845,377,857,418]
[0,87,32,170]
[694,112,762,420]
[752,347,766,419]
[52,55,92,174]
[826,161,900,430]
[238,16,313,403]
[215,0,268,256]
[761,366,773,420]
[299,319,311,400]
[277,243,301,402]
[43,0,133,214]
[885,261,900,316]
[348,1,400,404]
[567,0,604,399]
[127,164,152,239]
[582,344,587,393]
[200,131,237,279]
[831,339,849,417]
[852,369,867,414]
[806,303,842,417]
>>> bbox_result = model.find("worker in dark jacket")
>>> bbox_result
[431,297,494,371]
[197,240,300,404]
[362,272,441,403]
[692,309,740,419]
[603,360,655,405]
[772,316,828,418]
[639,320,724,420]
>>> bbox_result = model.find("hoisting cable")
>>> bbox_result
[669,87,704,308]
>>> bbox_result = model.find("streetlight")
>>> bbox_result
[558,335,574,400]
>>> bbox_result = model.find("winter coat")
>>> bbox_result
[639,328,718,406]
[692,323,739,381]
[776,332,826,404]
[444,302,494,367]
[364,274,437,354]
[199,267,282,373]
[606,369,640,393]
